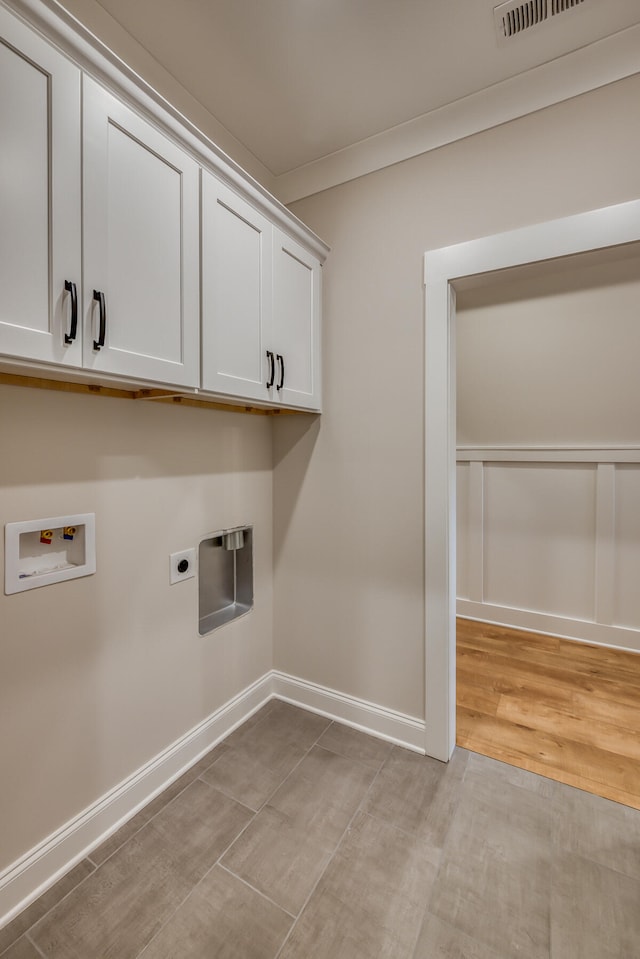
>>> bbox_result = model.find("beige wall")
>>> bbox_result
[276,74,640,719]
[0,386,273,872]
[457,244,640,447]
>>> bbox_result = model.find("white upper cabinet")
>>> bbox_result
[82,77,200,388]
[272,230,321,411]
[1,5,326,406]
[0,8,81,366]
[201,172,273,401]
[202,175,322,411]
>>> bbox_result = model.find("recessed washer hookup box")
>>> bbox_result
[5,513,96,594]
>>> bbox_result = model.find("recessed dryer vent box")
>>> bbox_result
[199,526,253,635]
[5,513,96,594]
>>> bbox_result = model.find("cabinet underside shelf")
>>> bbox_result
[0,372,312,416]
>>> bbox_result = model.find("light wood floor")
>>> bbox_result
[456,618,640,809]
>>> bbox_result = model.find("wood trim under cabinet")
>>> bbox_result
[0,372,310,416]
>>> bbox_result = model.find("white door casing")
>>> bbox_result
[423,198,640,762]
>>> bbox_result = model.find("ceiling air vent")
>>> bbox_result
[494,0,586,43]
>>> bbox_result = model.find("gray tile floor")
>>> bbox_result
[2,699,640,958]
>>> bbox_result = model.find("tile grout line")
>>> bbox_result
[0,860,99,958]
[4,707,386,959]
[411,746,469,936]
[131,791,260,956]
[5,738,240,957]
[89,747,227,868]
[253,717,336,808]
[406,753,484,959]
[416,750,492,932]
[9,706,640,958]
[417,749,560,959]
[272,743,396,959]
[133,710,334,958]
[1,701,309,955]
[253,716,393,816]
[132,780,263,959]
[217,863,297,920]
[133,872,214,959]
[25,931,48,959]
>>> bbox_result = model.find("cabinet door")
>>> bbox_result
[201,172,272,401]
[83,77,199,387]
[0,8,81,366]
[272,230,321,411]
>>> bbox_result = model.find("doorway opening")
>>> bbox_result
[423,198,640,764]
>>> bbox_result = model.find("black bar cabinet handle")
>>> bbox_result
[266,350,275,388]
[64,280,78,344]
[93,289,106,350]
[276,353,285,391]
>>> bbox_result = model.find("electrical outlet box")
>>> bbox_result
[5,513,96,594]
[170,547,196,584]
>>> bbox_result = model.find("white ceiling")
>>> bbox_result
[47,0,636,200]
[89,0,640,176]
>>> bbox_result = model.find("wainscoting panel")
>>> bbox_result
[483,462,596,620]
[614,464,640,630]
[457,450,640,652]
[456,461,471,600]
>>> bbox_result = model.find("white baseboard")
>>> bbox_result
[271,670,425,754]
[0,671,426,929]
[0,672,273,929]
[457,600,640,654]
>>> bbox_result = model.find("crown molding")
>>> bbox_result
[274,24,640,204]
[4,0,329,258]
[6,0,639,210]
[5,0,276,191]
